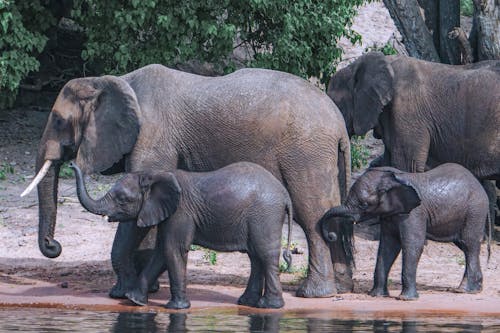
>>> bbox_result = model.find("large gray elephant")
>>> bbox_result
[327,52,500,183]
[21,65,352,298]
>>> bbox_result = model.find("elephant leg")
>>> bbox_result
[126,229,168,306]
[397,217,425,301]
[256,251,284,309]
[238,253,264,307]
[286,173,349,296]
[164,248,190,309]
[369,221,401,297]
[163,216,194,309]
[287,184,339,297]
[109,222,151,299]
[455,232,483,293]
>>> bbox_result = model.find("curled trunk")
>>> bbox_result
[70,162,109,216]
[320,205,353,242]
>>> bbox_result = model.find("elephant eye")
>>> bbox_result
[360,202,369,209]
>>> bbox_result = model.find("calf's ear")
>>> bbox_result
[379,172,421,215]
[137,173,181,227]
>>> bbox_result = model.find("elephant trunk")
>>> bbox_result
[70,162,110,216]
[36,154,62,258]
[321,205,357,241]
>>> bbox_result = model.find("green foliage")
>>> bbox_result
[0,1,55,107]
[202,248,217,265]
[351,136,370,170]
[0,162,14,180]
[190,244,202,251]
[72,0,365,82]
[59,162,74,179]
[460,0,474,17]
[365,41,397,55]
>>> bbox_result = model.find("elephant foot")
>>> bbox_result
[454,284,482,294]
[368,287,389,297]
[256,295,285,309]
[397,290,419,301]
[109,283,128,299]
[148,280,160,294]
[125,289,148,306]
[166,298,191,310]
[296,276,336,298]
[334,263,354,294]
[237,292,261,307]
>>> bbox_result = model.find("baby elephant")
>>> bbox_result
[321,163,490,300]
[71,161,292,309]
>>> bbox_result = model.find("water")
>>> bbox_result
[0,308,499,332]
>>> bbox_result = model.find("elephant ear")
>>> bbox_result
[352,52,394,136]
[378,171,421,215]
[76,76,140,174]
[137,172,182,227]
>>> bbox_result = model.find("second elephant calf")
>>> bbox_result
[322,163,491,300]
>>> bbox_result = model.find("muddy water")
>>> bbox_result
[1,309,499,332]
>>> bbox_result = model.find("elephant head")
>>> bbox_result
[70,162,181,227]
[327,52,394,138]
[21,76,141,258]
[321,167,421,241]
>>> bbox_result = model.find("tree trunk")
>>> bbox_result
[471,0,500,60]
[418,0,440,51]
[438,0,461,64]
[383,0,441,62]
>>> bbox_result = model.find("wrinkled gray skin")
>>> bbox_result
[32,65,352,298]
[322,163,490,300]
[72,162,293,309]
[328,52,500,238]
[328,52,500,181]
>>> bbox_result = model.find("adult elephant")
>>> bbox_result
[327,51,500,183]
[21,65,353,298]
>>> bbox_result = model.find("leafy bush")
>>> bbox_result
[460,0,474,17]
[365,41,398,55]
[73,0,365,82]
[0,1,55,107]
[59,162,74,179]
[351,136,370,170]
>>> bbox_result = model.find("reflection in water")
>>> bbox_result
[112,312,158,332]
[249,312,282,332]
[0,309,498,332]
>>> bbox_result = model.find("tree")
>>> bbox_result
[383,0,499,64]
[0,0,368,108]
[73,0,364,81]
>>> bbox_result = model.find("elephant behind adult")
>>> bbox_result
[22,65,353,298]
[327,52,500,183]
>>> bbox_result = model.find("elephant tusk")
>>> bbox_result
[103,215,109,222]
[20,160,52,197]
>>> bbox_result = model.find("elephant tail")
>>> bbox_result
[283,197,293,273]
[337,137,354,268]
[487,211,492,263]
[338,136,351,204]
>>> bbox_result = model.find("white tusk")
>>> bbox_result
[20,160,53,197]
[103,215,109,222]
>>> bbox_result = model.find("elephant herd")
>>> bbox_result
[21,51,499,309]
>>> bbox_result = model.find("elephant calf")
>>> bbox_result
[321,163,491,300]
[71,161,292,309]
